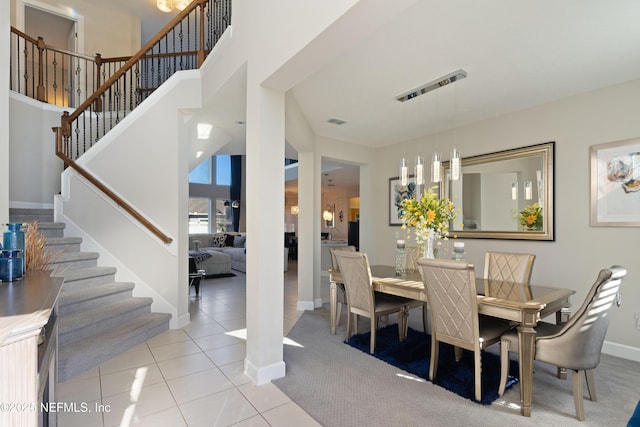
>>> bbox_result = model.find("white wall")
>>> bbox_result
[1,0,9,223]
[9,93,63,207]
[373,79,640,359]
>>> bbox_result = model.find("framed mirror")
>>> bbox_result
[442,142,554,240]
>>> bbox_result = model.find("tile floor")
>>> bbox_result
[57,261,322,427]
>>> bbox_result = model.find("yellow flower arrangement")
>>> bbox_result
[399,186,458,245]
[516,203,543,231]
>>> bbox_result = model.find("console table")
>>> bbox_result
[0,270,63,426]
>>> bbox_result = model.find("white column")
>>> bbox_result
[295,151,315,310]
[244,74,286,385]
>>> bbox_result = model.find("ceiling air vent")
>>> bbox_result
[395,69,467,102]
[327,118,347,125]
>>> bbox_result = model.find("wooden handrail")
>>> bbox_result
[53,126,173,244]
[64,0,208,126]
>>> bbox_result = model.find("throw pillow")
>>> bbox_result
[223,233,235,247]
[233,235,246,248]
[211,234,227,247]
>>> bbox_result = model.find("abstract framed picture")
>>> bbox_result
[389,176,417,226]
[590,138,640,227]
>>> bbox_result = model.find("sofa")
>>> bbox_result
[188,232,289,273]
[189,232,247,273]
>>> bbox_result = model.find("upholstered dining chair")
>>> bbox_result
[334,251,415,354]
[329,246,357,330]
[484,251,535,302]
[417,258,512,402]
[498,265,626,421]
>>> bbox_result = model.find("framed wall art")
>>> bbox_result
[389,176,417,226]
[590,138,640,226]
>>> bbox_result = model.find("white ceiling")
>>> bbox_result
[88,0,640,190]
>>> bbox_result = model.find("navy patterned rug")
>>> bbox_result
[346,325,519,405]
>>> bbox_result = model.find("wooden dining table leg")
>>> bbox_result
[518,309,539,417]
[330,280,338,334]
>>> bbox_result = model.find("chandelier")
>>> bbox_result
[157,0,193,13]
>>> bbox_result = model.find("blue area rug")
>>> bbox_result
[346,325,519,405]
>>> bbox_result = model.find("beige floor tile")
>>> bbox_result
[126,406,187,427]
[100,364,165,398]
[179,388,258,427]
[149,339,202,362]
[102,382,177,427]
[126,342,150,353]
[55,399,105,427]
[100,347,156,375]
[205,342,246,366]
[156,352,216,380]
[193,331,244,351]
[237,382,291,413]
[261,401,322,427]
[181,321,227,339]
[218,361,252,387]
[231,414,271,427]
[57,374,102,403]
[217,317,247,332]
[145,329,192,348]
[166,367,234,404]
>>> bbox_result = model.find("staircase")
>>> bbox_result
[9,208,172,383]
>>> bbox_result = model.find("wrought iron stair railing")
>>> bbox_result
[45,0,231,244]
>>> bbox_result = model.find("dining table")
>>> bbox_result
[328,265,575,417]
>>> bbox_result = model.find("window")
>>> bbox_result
[215,199,232,232]
[189,158,211,184]
[189,198,210,234]
[216,155,231,186]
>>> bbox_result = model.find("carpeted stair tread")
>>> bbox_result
[58,266,118,283]
[45,236,83,252]
[9,208,54,223]
[59,297,154,341]
[58,313,171,383]
[58,282,135,314]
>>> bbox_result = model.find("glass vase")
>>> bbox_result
[423,229,435,259]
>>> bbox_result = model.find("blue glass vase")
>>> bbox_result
[3,223,25,274]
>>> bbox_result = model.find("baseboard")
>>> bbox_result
[172,313,191,330]
[296,300,315,311]
[244,358,286,386]
[603,340,640,363]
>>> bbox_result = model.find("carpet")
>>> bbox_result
[347,325,519,405]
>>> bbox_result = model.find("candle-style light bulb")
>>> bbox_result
[451,147,461,181]
[431,152,441,183]
[400,157,408,186]
[415,155,424,186]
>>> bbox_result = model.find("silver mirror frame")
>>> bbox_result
[441,142,555,241]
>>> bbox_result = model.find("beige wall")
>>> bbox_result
[372,78,640,357]
[12,0,141,57]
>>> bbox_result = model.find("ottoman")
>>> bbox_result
[189,250,232,276]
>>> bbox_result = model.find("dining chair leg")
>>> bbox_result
[398,307,409,340]
[345,309,352,342]
[474,351,482,402]
[585,369,597,401]
[370,317,376,354]
[572,369,586,421]
[454,346,463,361]
[422,304,429,334]
[336,302,342,326]
[498,339,510,396]
[429,337,439,381]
